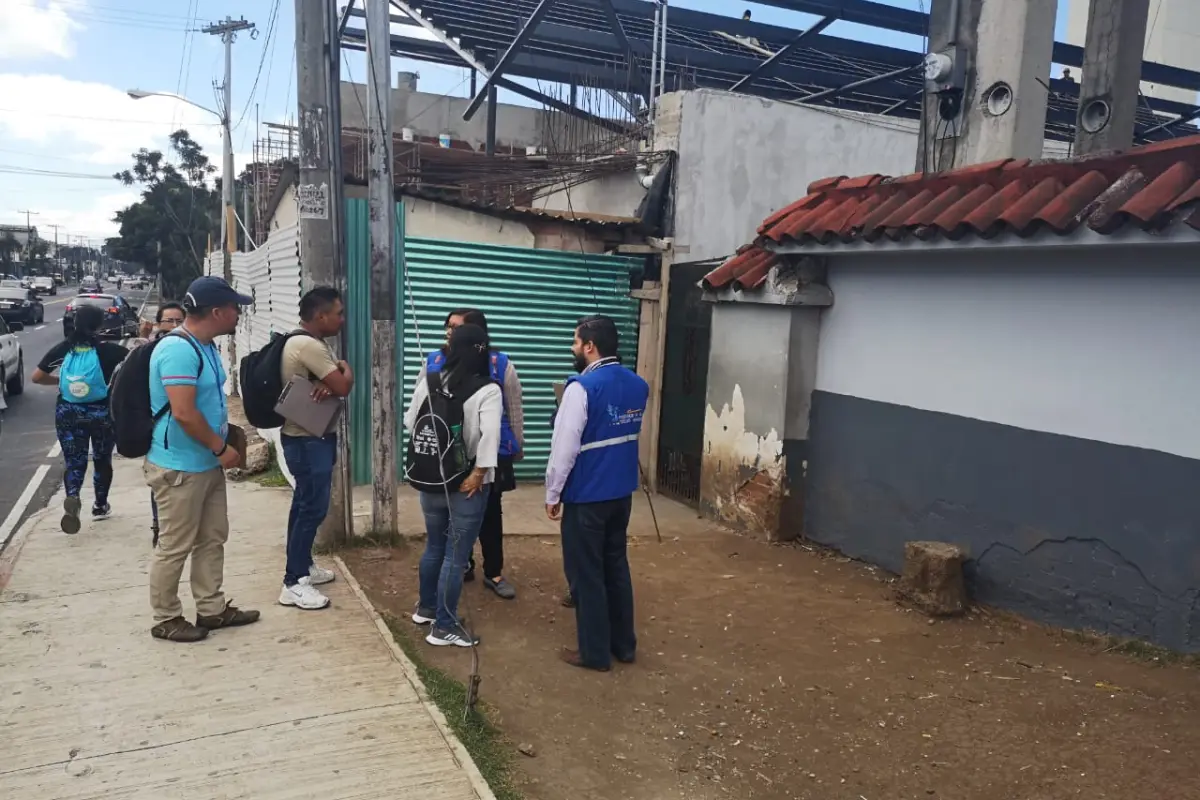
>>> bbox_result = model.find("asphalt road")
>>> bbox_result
[0,283,153,552]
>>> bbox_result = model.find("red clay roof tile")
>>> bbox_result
[703,135,1200,291]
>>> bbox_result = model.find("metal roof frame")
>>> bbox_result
[338,0,1200,143]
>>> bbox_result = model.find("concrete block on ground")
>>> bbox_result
[897,540,969,617]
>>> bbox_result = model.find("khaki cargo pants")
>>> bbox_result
[145,463,229,623]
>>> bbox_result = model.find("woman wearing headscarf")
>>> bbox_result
[31,304,130,533]
[405,323,502,647]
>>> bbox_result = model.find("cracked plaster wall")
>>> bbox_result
[806,252,1200,651]
[701,304,820,539]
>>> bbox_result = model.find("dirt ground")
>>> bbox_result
[345,528,1200,800]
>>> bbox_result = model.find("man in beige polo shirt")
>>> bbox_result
[277,286,354,610]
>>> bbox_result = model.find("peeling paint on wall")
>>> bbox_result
[700,383,787,538]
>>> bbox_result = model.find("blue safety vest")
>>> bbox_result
[425,349,521,457]
[561,361,648,504]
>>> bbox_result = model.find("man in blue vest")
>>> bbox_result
[546,315,648,671]
[424,308,525,599]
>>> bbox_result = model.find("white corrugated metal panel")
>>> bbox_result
[268,224,301,335]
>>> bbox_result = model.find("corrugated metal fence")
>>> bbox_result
[346,199,641,484]
[211,225,303,395]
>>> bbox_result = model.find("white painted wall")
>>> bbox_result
[403,199,536,248]
[815,248,1200,460]
[269,185,298,233]
[661,90,920,265]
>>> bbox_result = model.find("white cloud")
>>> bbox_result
[0,1,82,62]
[0,74,230,168]
[35,191,142,241]
[0,73,265,244]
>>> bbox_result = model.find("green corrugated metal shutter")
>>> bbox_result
[346,199,641,484]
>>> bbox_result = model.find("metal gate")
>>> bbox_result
[346,199,642,484]
[656,263,712,506]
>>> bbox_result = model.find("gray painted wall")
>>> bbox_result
[340,81,599,153]
[664,90,918,265]
[807,245,1200,650]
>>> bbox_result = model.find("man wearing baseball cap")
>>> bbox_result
[146,276,259,642]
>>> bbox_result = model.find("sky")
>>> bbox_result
[0,0,1074,245]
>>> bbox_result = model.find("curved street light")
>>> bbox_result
[126,89,223,121]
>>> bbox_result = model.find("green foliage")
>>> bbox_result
[109,129,219,299]
[0,233,18,269]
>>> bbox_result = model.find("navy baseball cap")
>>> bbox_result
[183,276,253,310]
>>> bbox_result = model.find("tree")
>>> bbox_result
[109,129,219,298]
[28,240,50,274]
[0,233,18,271]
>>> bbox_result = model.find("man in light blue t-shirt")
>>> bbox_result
[145,276,259,643]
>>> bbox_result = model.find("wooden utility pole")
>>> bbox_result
[295,0,351,548]
[366,0,399,537]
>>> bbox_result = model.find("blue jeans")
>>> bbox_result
[281,434,337,586]
[418,486,491,630]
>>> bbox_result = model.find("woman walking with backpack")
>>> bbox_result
[31,305,130,533]
[405,323,502,647]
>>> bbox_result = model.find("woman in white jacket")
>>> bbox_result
[405,323,502,647]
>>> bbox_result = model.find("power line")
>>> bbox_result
[234,0,281,133]
[0,164,114,179]
[0,108,221,126]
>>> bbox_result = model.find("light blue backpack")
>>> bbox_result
[59,346,107,404]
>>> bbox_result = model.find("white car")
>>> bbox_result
[0,313,24,411]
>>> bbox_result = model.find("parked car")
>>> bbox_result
[31,276,56,295]
[0,287,44,326]
[63,293,140,340]
[0,313,24,402]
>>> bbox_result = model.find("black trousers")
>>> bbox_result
[561,495,636,669]
[468,457,513,579]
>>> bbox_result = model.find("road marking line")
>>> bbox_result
[0,464,51,550]
[55,317,63,323]
[47,442,61,459]
[35,325,44,331]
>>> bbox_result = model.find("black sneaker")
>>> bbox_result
[92,503,111,520]
[425,627,480,648]
[61,497,81,535]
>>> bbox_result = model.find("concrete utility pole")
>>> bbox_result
[366,0,399,538]
[46,223,61,278]
[1075,0,1151,155]
[295,0,351,548]
[918,0,1057,172]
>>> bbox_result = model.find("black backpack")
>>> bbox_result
[404,371,490,493]
[238,331,314,429]
[110,333,204,458]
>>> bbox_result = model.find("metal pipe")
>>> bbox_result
[658,0,668,99]
[649,2,661,108]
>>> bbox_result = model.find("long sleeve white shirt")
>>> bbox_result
[405,378,503,483]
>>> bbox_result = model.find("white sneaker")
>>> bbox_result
[308,564,336,585]
[278,577,330,610]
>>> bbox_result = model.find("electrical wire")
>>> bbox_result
[234,0,281,133]
[535,78,663,545]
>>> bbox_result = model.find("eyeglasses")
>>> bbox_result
[160,317,184,326]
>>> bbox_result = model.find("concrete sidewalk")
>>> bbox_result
[0,457,492,800]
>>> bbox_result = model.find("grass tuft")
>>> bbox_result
[251,443,291,488]
[381,613,523,800]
